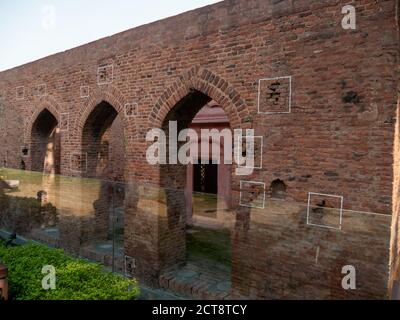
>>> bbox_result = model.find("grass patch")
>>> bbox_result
[0,167,104,190]
[0,241,139,300]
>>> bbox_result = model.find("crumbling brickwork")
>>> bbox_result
[0,0,399,299]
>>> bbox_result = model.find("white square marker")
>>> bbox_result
[258,76,292,114]
[21,146,29,157]
[0,93,4,111]
[16,86,25,100]
[124,102,138,118]
[60,113,69,132]
[124,255,136,278]
[237,135,263,170]
[307,192,344,230]
[80,86,90,98]
[97,65,114,85]
[239,180,266,209]
[36,84,47,97]
[70,152,87,173]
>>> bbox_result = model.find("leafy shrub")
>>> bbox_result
[0,242,139,300]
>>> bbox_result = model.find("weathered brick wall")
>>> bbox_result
[389,0,400,296]
[0,0,397,212]
[0,0,399,299]
[232,201,391,299]
[390,97,400,294]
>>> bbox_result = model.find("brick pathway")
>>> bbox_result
[159,258,232,300]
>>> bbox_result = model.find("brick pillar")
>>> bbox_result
[124,184,159,286]
[124,184,186,287]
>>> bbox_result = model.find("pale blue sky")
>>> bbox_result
[0,0,221,71]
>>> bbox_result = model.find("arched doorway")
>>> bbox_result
[79,100,125,269]
[126,67,251,295]
[82,101,125,181]
[30,108,60,175]
[159,89,233,296]
[186,100,232,228]
[27,108,61,247]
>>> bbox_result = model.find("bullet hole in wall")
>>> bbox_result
[270,179,287,199]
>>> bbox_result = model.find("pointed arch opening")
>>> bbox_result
[82,101,125,181]
[80,100,125,255]
[158,89,233,292]
[128,68,251,294]
[30,108,60,174]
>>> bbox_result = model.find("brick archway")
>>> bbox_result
[148,66,251,131]
[72,86,130,244]
[73,85,130,143]
[24,95,61,145]
[127,67,252,285]
[146,66,252,195]
[23,96,62,173]
[72,85,132,178]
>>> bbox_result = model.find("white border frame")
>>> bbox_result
[124,255,136,278]
[257,76,292,114]
[60,113,69,132]
[124,102,138,118]
[0,93,4,112]
[36,83,47,97]
[80,86,90,98]
[97,64,114,85]
[239,180,266,209]
[237,135,263,170]
[307,192,344,230]
[69,152,87,173]
[21,145,30,158]
[16,86,25,100]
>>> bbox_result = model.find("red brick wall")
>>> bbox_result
[0,0,397,213]
[390,94,400,295]
[0,0,399,299]
[389,0,400,295]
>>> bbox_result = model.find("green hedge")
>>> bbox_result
[0,242,139,300]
